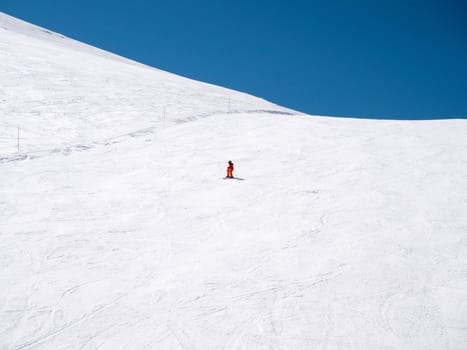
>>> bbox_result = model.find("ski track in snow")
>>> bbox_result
[1,11,467,350]
[2,113,467,350]
[0,109,298,165]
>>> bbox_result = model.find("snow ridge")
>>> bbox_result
[0,12,154,67]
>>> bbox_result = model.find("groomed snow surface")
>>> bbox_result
[1,12,467,350]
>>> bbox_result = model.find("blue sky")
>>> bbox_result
[2,0,467,119]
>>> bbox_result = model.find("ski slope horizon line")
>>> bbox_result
[2,11,465,121]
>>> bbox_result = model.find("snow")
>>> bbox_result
[1,12,467,350]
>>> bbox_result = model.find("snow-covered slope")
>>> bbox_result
[1,12,467,350]
[0,11,292,157]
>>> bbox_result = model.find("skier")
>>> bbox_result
[226,160,234,178]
